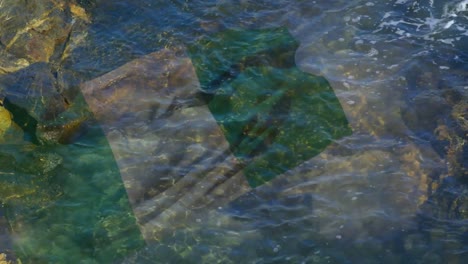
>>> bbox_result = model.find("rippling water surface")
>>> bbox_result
[0,0,467,263]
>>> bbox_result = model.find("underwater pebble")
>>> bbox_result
[273,245,280,252]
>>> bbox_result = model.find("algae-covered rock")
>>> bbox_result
[0,63,90,144]
[0,49,30,75]
[449,100,468,181]
[0,253,13,264]
[1,117,144,263]
[0,0,90,66]
[1,89,143,262]
[401,65,467,182]
[0,105,12,139]
[415,177,468,261]
[0,1,145,261]
[0,0,91,144]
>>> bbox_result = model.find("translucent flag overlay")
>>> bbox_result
[188,28,352,187]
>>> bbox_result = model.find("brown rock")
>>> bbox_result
[0,0,90,65]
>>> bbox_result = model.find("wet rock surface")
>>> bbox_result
[0,63,90,144]
[0,0,89,66]
[81,49,252,240]
[0,105,12,140]
[1,2,144,262]
[0,1,91,260]
[401,60,468,183]
[0,0,91,145]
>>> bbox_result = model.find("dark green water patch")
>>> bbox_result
[1,100,144,262]
[188,28,352,187]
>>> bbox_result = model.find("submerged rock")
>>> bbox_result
[400,61,467,182]
[0,105,12,139]
[0,50,29,75]
[415,176,468,260]
[0,0,92,144]
[446,100,468,181]
[0,253,13,264]
[1,114,144,263]
[0,4,144,261]
[81,28,351,243]
[0,62,91,144]
[0,0,90,67]
[81,48,250,240]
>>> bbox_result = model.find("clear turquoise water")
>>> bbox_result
[1,0,467,263]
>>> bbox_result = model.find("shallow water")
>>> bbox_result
[1,0,467,263]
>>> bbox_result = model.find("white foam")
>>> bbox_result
[443,0,468,17]
[395,0,410,4]
[439,38,456,45]
[376,0,468,46]
[444,20,455,29]
[425,17,442,30]
[456,0,468,12]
